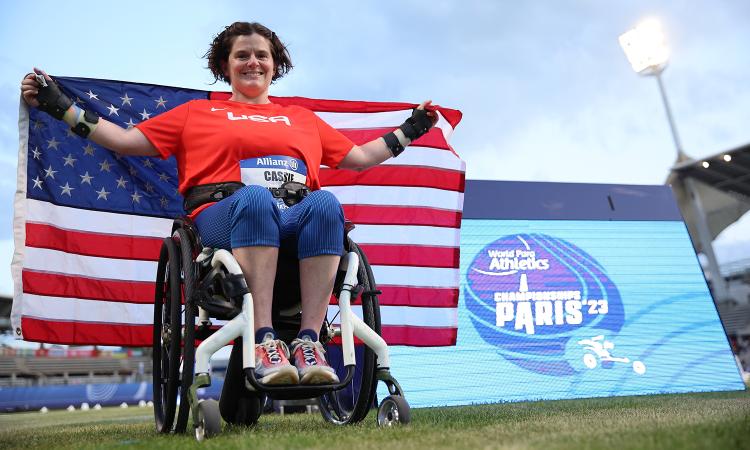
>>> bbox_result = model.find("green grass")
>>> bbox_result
[1,391,749,450]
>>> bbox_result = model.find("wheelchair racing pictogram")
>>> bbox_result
[577,335,646,375]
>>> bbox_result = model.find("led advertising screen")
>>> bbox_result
[379,180,744,407]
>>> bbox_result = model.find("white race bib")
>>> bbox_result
[240,155,307,210]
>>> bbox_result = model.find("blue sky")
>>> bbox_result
[1,0,749,296]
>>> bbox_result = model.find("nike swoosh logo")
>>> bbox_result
[211,108,226,112]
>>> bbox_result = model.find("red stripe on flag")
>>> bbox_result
[378,286,459,307]
[338,128,450,149]
[22,270,154,304]
[357,244,459,268]
[26,222,162,261]
[209,92,463,129]
[341,205,462,227]
[320,166,465,192]
[381,325,457,346]
[21,316,153,347]
[330,286,458,308]
[20,318,455,347]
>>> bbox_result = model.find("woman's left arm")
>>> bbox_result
[338,100,437,171]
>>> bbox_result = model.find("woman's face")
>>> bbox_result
[224,33,275,102]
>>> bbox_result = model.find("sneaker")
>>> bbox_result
[291,336,340,384]
[255,338,299,385]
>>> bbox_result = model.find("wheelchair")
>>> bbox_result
[152,217,410,440]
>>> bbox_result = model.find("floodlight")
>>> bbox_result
[619,18,669,75]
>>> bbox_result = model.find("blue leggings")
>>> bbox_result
[193,185,344,259]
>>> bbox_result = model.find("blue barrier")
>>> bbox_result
[0,381,223,412]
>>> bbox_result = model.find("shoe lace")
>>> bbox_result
[298,339,320,366]
[261,339,285,364]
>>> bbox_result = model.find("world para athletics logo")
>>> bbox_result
[465,233,630,376]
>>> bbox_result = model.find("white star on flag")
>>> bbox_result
[116,176,129,189]
[60,182,74,196]
[107,104,120,116]
[120,93,133,106]
[63,154,77,167]
[31,147,41,160]
[95,186,110,200]
[154,96,167,108]
[80,171,94,185]
[46,137,60,150]
[86,90,99,100]
[98,160,112,172]
[44,165,57,179]
[139,109,152,120]
[32,176,43,189]
[131,191,142,203]
[143,159,154,168]
[125,118,137,129]
[83,143,96,156]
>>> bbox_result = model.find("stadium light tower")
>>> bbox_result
[619,18,729,302]
[619,18,687,162]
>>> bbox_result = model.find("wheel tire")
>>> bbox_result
[152,238,182,433]
[173,228,196,433]
[195,399,222,441]
[220,341,263,427]
[319,239,380,425]
[377,395,411,426]
[231,396,263,427]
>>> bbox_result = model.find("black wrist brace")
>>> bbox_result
[71,109,100,138]
[383,132,405,157]
[36,75,73,121]
[398,108,434,141]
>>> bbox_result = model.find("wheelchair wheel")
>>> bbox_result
[152,238,182,433]
[173,228,197,433]
[377,395,410,426]
[194,399,221,441]
[319,240,380,425]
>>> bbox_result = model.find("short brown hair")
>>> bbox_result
[205,22,293,84]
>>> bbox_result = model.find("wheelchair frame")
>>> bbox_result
[152,218,410,440]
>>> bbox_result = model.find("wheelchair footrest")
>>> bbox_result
[243,366,356,400]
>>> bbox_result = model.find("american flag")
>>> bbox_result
[11,77,464,347]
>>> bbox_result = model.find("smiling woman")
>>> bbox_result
[21,18,437,428]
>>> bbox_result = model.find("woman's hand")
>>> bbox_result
[20,68,51,108]
[416,99,439,126]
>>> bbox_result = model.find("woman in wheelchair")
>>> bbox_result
[22,20,435,429]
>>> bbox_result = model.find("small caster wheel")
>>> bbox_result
[377,395,410,426]
[194,399,221,441]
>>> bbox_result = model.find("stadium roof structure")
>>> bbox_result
[667,142,750,253]
[671,142,750,200]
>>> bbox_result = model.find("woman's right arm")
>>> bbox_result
[21,69,158,157]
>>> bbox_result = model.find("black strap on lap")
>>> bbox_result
[183,181,311,214]
[270,181,310,207]
[183,182,245,214]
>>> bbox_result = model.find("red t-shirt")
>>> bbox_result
[136,98,354,198]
